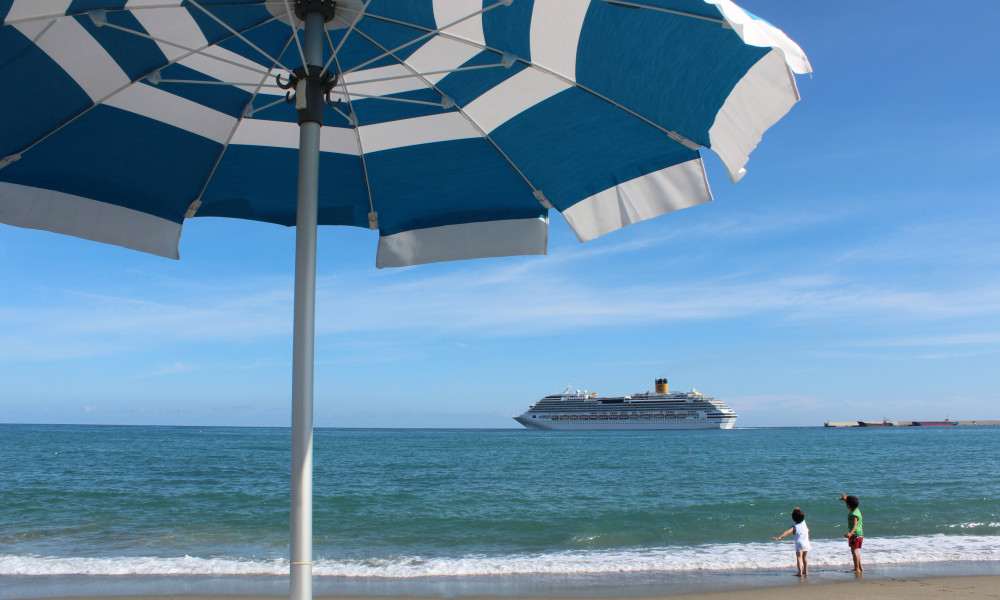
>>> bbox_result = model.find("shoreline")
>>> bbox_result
[5,577,1000,600]
[4,562,999,600]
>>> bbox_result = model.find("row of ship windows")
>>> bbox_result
[538,401,697,406]
[536,405,698,410]
[536,413,702,420]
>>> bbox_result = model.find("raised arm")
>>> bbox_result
[774,526,794,541]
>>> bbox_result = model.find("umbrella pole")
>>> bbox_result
[290,116,318,600]
[291,6,329,600]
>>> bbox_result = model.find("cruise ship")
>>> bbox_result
[514,379,737,430]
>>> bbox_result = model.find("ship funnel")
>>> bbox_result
[655,378,668,394]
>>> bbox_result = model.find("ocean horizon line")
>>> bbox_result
[1,422,835,430]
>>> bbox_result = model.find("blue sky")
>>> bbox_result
[3,0,999,428]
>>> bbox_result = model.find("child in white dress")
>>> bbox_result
[773,506,811,576]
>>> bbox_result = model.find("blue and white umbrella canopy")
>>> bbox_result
[1,0,810,267]
[1,3,809,598]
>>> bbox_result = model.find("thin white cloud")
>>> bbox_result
[849,332,1000,348]
[6,255,1000,362]
[834,216,1000,267]
[732,393,835,413]
[4,205,1000,362]
[309,265,1000,337]
[140,362,201,378]
[543,206,853,263]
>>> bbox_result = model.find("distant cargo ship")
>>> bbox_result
[514,379,737,430]
[824,418,986,428]
[858,418,894,427]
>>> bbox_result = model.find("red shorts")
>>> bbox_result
[849,535,864,549]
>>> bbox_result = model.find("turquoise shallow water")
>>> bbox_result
[1,424,998,589]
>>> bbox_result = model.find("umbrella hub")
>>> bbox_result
[274,0,340,125]
[277,66,339,125]
[294,0,337,23]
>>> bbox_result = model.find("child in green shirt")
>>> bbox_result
[841,493,864,573]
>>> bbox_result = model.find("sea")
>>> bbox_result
[1,424,998,598]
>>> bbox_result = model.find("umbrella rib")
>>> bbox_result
[526,62,701,150]
[335,1,510,80]
[154,78,284,87]
[329,93,444,107]
[244,95,289,116]
[189,0,292,72]
[127,66,511,92]
[597,1,726,24]
[98,20,277,78]
[322,31,358,124]
[2,13,286,171]
[279,0,309,69]
[350,14,701,150]
[187,30,301,218]
[318,0,372,79]
[338,63,506,86]
[331,53,377,229]
[22,18,57,43]
[347,26,547,208]
[1,1,276,24]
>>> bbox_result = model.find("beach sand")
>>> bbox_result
[17,576,1000,600]
[663,574,1000,599]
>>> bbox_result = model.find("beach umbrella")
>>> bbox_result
[0,0,810,597]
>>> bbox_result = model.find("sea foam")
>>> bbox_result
[2,534,997,577]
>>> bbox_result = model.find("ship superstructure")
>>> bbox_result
[514,379,737,430]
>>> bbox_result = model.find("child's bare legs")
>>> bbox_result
[851,547,863,572]
[795,551,807,576]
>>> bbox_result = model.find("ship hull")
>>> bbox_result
[514,414,736,430]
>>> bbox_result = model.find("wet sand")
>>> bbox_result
[13,575,1000,600]
[663,574,1000,599]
